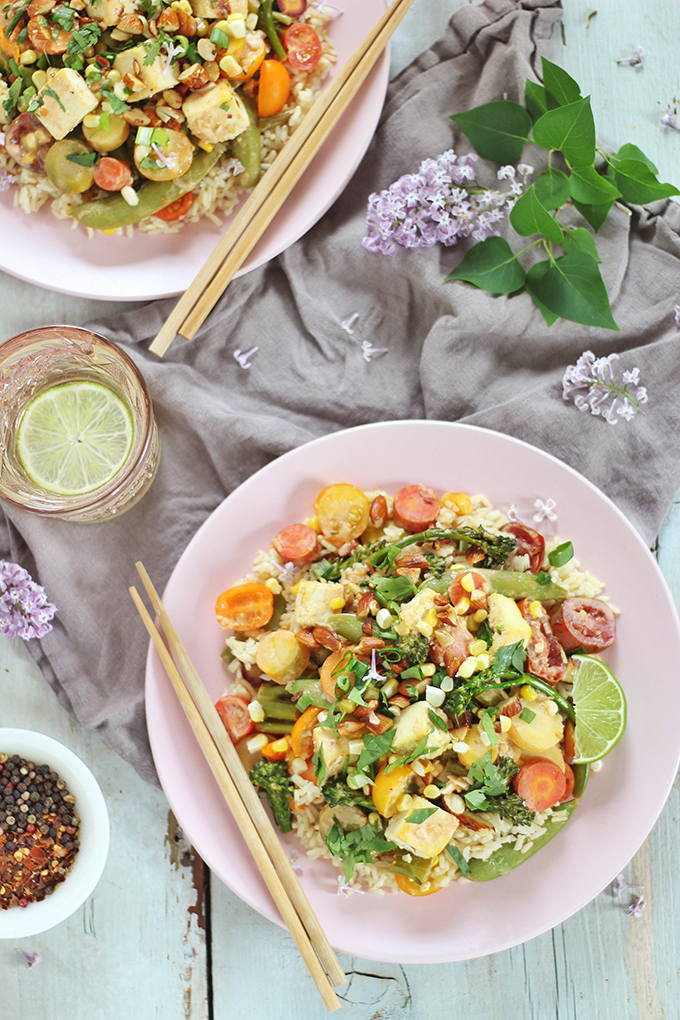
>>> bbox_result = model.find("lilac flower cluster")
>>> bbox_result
[0,561,56,640]
[562,351,648,425]
[661,109,680,131]
[362,150,531,255]
[616,47,644,69]
[0,169,14,193]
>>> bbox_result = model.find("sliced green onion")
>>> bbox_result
[519,707,536,724]
[135,126,154,145]
[548,541,574,568]
[210,26,231,48]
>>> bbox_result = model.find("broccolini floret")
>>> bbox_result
[490,793,536,827]
[249,758,295,833]
[321,776,374,811]
[395,632,430,665]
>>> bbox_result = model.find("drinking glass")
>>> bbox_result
[0,326,159,522]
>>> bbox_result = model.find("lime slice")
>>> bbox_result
[17,381,133,497]
[571,654,627,764]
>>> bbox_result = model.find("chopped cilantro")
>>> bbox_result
[405,806,437,825]
[67,20,100,54]
[325,819,396,881]
[51,4,76,30]
[385,734,437,773]
[2,77,22,118]
[312,740,327,786]
[66,151,97,166]
[220,102,231,113]
[535,570,552,586]
[99,79,128,114]
[427,707,448,732]
[480,710,498,746]
[519,707,536,724]
[356,729,394,774]
[447,843,471,875]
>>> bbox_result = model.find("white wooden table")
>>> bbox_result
[2,3,680,1017]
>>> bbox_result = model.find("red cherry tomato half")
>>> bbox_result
[93,156,132,192]
[517,598,567,685]
[283,23,322,70]
[155,192,195,222]
[549,597,616,653]
[215,695,254,742]
[504,522,546,574]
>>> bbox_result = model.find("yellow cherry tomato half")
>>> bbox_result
[371,764,414,819]
[134,129,193,182]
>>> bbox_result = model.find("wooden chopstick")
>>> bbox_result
[150,0,416,357]
[130,563,346,1009]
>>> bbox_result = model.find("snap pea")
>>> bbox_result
[230,95,261,188]
[423,568,568,602]
[465,800,577,882]
[69,146,223,230]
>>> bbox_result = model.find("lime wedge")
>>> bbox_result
[17,381,133,496]
[571,654,627,764]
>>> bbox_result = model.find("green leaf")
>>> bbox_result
[532,97,596,167]
[450,101,532,164]
[613,159,680,205]
[533,167,570,210]
[572,199,615,233]
[610,143,658,175]
[531,292,560,327]
[445,237,526,295]
[562,227,600,262]
[569,164,621,204]
[524,80,549,122]
[510,185,564,243]
[525,254,619,330]
[541,57,582,107]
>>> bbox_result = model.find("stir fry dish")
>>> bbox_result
[214,483,625,895]
[0,0,333,230]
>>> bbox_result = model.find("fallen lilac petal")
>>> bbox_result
[233,347,258,369]
[616,46,643,69]
[533,498,557,523]
[628,894,646,917]
[18,950,43,968]
[341,312,359,335]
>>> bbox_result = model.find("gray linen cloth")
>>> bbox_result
[3,0,680,785]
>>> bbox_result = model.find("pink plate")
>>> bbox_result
[0,0,388,301]
[145,420,680,963]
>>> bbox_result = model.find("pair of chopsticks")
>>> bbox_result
[150,0,417,358]
[130,562,346,1012]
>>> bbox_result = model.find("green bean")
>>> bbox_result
[230,95,261,188]
[259,0,287,61]
[69,146,223,229]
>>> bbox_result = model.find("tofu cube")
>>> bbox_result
[391,701,450,758]
[396,588,438,637]
[488,593,532,653]
[182,80,250,144]
[112,44,180,101]
[312,727,349,779]
[190,0,247,18]
[294,580,344,629]
[35,68,98,140]
[385,796,459,858]
[85,0,138,27]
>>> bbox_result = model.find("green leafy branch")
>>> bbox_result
[447,57,680,329]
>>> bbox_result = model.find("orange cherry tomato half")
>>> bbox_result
[155,192,195,221]
[290,705,321,758]
[93,156,132,192]
[283,23,322,71]
[395,873,443,896]
[215,694,254,742]
[257,59,291,117]
[215,582,274,630]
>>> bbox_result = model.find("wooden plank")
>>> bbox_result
[0,635,209,1020]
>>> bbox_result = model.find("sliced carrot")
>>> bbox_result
[215,582,274,630]
[290,705,321,758]
[513,759,566,812]
[257,59,291,117]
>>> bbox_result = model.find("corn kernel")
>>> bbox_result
[425,685,445,708]
[472,609,488,623]
[290,756,307,774]
[219,53,241,75]
[195,16,209,35]
[245,11,258,28]
[475,653,490,671]
[454,597,470,615]
[520,684,538,701]
[265,577,282,594]
[227,15,246,36]
[339,699,354,713]
[31,69,48,88]
[461,572,475,593]
[416,621,433,638]
[479,730,491,747]
[397,794,413,812]
[375,608,393,629]
[458,657,477,679]
[214,18,231,31]
[368,812,379,826]
[19,49,38,65]
[100,228,118,235]
[382,678,399,699]
[441,492,473,515]
[469,639,487,656]
[423,784,439,799]
[529,600,543,618]
[329,597,345,611]
[499,714,511,732]
[247,700,265,722]
[290,581,301,594]
[198,140,214,152]
[348,740,364,757]
[421,662,436,677]
[425,608,438,628]
[440,675,454,692]
[467,617,479,632]
[268,736,289,754]
[106,69,122,84]
[304,516,320,532]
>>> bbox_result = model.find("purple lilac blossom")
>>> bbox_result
[0,169,14,192]
[661,111,680,131]
[362,150,529,254]
[616,47,643,69]
[562,351,647,425]
[0,562,56,640]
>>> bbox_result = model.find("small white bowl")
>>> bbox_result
[0,729,109,938]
